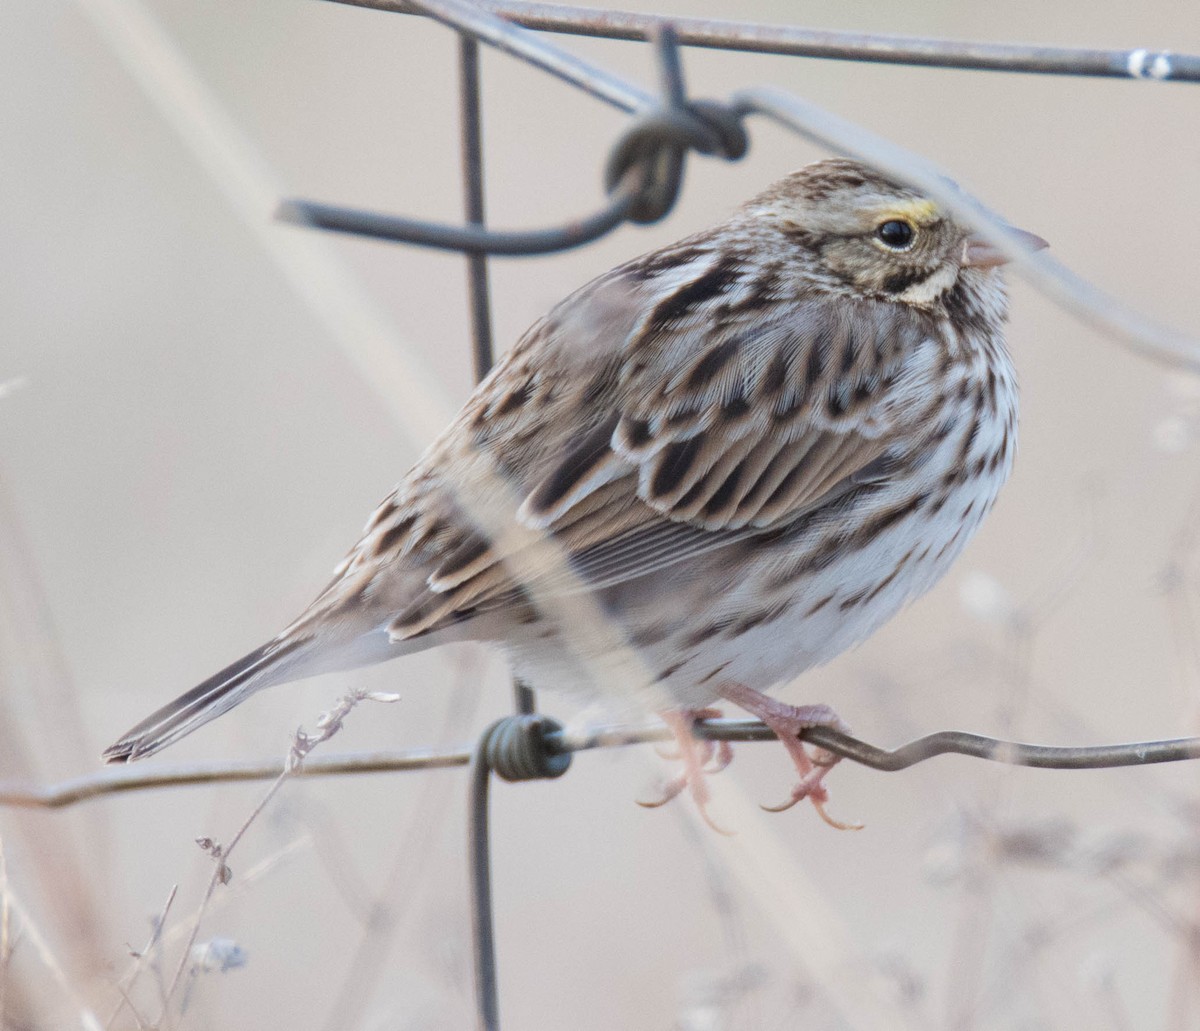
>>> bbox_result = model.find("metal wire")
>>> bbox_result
[454,34,537,718]
[338,0,1200,83]
[548,720,1200,771]
[388,0,654,111]
[456,48,541,1017]
[0,749,472,808]
[468,728,500,1031]
[458,35,495,382]
[277,187,639,255]
[6,721,1200,809]
[282,19,747,255]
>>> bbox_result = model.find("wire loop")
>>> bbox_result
[280,19,746,251]
[480,714,572,781]
[603,25,747,223]
[604,102,747,223]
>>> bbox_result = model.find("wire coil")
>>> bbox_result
[480,714,572,782]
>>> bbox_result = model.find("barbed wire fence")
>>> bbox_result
[5,1,1200,1028]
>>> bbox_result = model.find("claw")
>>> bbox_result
[641,708,734,833]
[753,778,864,828]
[704,740,734,775]
[812,801,864,832]
[760,795,801,814]
[636,773,687,808]
[766,785,862,830]
[636,795,669,808]
[698,809,735,837]
[759,766,829,814]
[638,778,733,835]
[718,683,864,831]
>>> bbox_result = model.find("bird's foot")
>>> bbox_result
[718,684,862,831]
[638,708,733,835]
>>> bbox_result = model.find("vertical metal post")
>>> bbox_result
[468,732,500,1031]
[459,37,517,1031]
[458,34,538,718]
[459,35,495,383]
[467,716,572,1031]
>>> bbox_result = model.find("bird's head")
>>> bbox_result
[745,158,1046,309]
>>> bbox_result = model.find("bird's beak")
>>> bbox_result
[961,227,1049,268]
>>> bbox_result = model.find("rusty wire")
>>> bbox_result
[340,0,1200,82]
[5,722,1200,810]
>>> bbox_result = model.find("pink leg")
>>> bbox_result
[718,684,862,831]
[638,708,732,835]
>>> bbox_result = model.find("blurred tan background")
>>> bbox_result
[2,0,1200,1028]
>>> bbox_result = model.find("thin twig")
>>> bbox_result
[157,768,290,1019]
[154,690,398,1023]
[319,646,488,1029]
[104,884,178,1030]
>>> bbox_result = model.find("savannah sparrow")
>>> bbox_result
[104,159,1045,826]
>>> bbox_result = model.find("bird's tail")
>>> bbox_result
[102,636,309,763]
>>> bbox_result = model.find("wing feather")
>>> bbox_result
[382,266,933,642]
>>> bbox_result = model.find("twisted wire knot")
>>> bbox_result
[481,714,572,782]
[604,100,748,224]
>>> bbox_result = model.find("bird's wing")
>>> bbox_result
[376,284,940,641]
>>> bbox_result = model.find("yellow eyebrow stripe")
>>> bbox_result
[882,198,939,224]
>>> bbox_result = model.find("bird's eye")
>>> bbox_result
[876,220,916,250]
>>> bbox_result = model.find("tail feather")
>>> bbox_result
[103,637,306,763]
